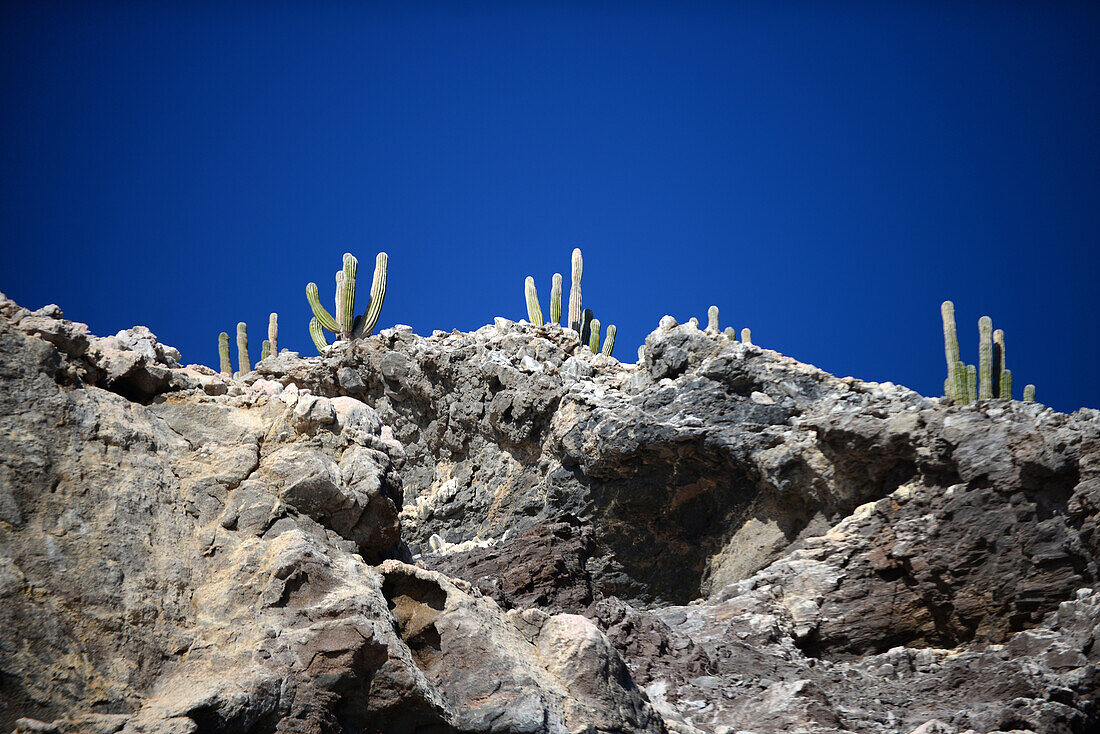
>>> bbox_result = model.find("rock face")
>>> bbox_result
[2,294,1099,734]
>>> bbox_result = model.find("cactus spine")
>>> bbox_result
[707,305,719,333]
[568,248,583,333]
[589,318,601,353]
[941,301,961,401]
[236,322,250,375]
[966,364,977,403]
[261,340,272,360]
[218,332,231,375]
[602,325,616,357]
[1023,384,1036,403]
[524,276,544,326]
[268,313,278,354]
[741,328,752,345]
[1000,368,1013,400]
[978,316,993,399]
[354,251,388,338]
[550,273,562,325]
[309,317,328,353]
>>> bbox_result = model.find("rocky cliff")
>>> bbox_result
[1,293,1098,734]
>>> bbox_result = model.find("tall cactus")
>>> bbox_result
[524,276,544,326]
[218,332,231,375]
[236,322,250,375]
[741,328,752,345]
[707,305,719,334]
[941,301,961,400]
[1023,384,1036,403]
[602,324,616,357]
[309,317,329,353]
[1000,368,1013,400]
[550,273,562,325]
[978,316,993,399]
[268,313,278,355]
[568,248,583,332]
[589,318,601,354]
[340,253,358,333]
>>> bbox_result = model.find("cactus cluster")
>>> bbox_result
[218,312,279,378]
[698,305,753,346]
[940,301,1035,404]
[307,252,388,353]
[523,248,616,357]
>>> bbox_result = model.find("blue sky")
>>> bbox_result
[2,1,1098,412]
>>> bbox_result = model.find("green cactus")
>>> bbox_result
[306,282,340,333]
[1023,384,1036,403]
[602,324,616,357]
[724,326,736,341]
[581,308,593,346]
[741,327,752,345]
[525,276,544,326]
[550,273,562,325]
[589,318,601,353]
[236,322,250,375]
[954,360,968,405]
[978,316,993,399]
[309,317,329,353]
[308,251,388,342]
[941,301,961,401]
[261,340,272,361]
[340,253,358,333]
[707,305,719,333]
[1000,368,1013,400]
[568,248,583,332]
[966,364,977,403]
[354,251,388,338]
[218,332,231,375]
[268,313,278,354]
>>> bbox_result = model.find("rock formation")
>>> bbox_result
[1,294,1097,733]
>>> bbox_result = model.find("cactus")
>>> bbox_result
[581,308,593,346]
[992,328,1004,397]
[525,276,544,326]
[1023,384,1036,403]
[602,325,616,357]
[306,282,340,333]
[261,340,272,360]
[966,364,977,403]
[353,251,388,338]
[638,344,645,361]
[941,301,961,401]
[724,326,736,341]
[268,313,278,354]
[550,273,562,325]
[568,248,583,332]
[218,332,231,375]
[309,252,388,341]
[741,328,752,345]
[340,253,357,333]
[1000,368,1013,400]
[978,316,993,399]
[589,318,601,353]
[707,305,719,333]
[953,360,968,405]
[236,322,250,375]
[688,317,699,329]
[309,317,328,353]
[335,271,346,331]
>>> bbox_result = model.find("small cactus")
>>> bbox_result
[218,332,231,375]
[638,344,645,361]
[581,308,593,346]
[688,317,699,329]
[602,325,616,357]
[568,248,583,332]
[978,316,993,399]
[261,340,272,360]
[550,273,562,325]
[953,360,968,404]
[741,328,752,345]
[724,326,736,341]
[268,313,278,354]
[236,322,250,375]
[309,317,329,353]
[525,276,544,326]
[1000,368,1013,400]
[707,305,719,334]
[1023,384,1036,403]
[992,328,1004,397]
[966,364,977,403]
[589,318,601,353]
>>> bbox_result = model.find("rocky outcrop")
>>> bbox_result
[2,292,1099,734]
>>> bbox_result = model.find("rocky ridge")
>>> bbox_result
[1,292,1098,733]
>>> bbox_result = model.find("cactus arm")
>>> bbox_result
[1000,368,1013,400]
[601,325,616,356]
[550,273,562,325]
[218,332,231,375]
[568,248,583,333]
[524,276,544,326]
[589,318,601,353]
[354,251,388,338]
[307,282,341,333]
[268,313,278,354]
[978,316,993,399]
[941,301,960,400]
[341,253,358,336]
[236,322,250,375]
[261,340,271,360]
[741,328,752,345]
[309,317,329,353]
[707,305,719,333]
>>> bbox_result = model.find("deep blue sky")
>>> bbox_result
[2,1,1098,412]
